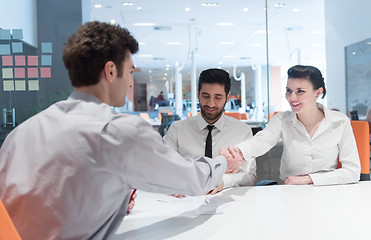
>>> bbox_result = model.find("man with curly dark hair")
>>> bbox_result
[0,21,241,239]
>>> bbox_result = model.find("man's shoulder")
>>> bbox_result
[223,114,252,130]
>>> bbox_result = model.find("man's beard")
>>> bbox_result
[200,103,226,123]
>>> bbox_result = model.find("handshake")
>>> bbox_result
[219,146,244,174]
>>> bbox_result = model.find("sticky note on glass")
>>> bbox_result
[3,80,14,91]
[14,68,25,78]
[2,68,13,78]
[0,44,11,55]
[40,67,51,78]
[0,29,11,40]
[15,80,26,91]
[12,42,23,53]
[15,56,26,66]
[41,42,52,53]
[28,68,38,78]
[41,55,52,66]
[2,56,13,66]
[28,80,39,91]
[27,56,38,66]
[12,29,23,40]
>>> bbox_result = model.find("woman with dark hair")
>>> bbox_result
[231,65,360,186]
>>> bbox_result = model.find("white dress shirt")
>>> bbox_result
[236,103,360,186]
[164,113,257,188]
[0,91,227,240]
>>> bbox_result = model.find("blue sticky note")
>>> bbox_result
[12,42,23,53]
[0,44,11,55]
[12,29,23,40]
[0,29,11,40]
[41,55,52,66]
[41,42,52,53]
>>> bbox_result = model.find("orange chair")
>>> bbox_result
[268,111,280,120]
[240,112,249,120]
[139,112,150,120]
[224,112,241,120]
[0,200,22,240]
[351,121,370,180]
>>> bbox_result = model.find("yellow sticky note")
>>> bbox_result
[28,80,39,91]
[2,68,13,78]
[15,80,26,91]
[3,80,14,91]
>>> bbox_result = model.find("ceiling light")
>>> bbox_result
[139,42,147,45]
[293,8,300,12]
[218,61,223,65]
[94,4,102,8]
[164,73,168,76]
[223,56,235,58]
[110,19,116,24]
[311,31,322,34]
[166,64,170,67]
[166,68,170,71]
[219,42,235,45]
[275,3,286,8]
[133,23,155,26]
[201,3,218,7]
[122,2,134,6]
[311,44,323,47]
[138,54,153,58]
[165,42,183,45]
[243,8,249,12]
[149,70,152,73]
[185,7,191,12]
[137,7,142,11]
[352,52,356,55]
[249,44,261,47]
[217,23,233,26]
[163,77,167,80]
[366,42,371,45]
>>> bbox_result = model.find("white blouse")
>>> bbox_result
[236,104,360,186]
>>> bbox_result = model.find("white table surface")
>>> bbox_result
[113,182,371,240]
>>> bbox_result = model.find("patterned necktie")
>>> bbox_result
[205,125,214,158]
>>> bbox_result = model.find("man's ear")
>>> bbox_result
[102,61,116,83]
[226,92,231,102]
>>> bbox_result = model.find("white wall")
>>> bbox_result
[325,0,371,113]
[0,0,37,47]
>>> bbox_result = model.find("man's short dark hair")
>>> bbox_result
[198,68,231,95]
[63,21,139,87]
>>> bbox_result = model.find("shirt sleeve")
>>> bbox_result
[162,121,178,150]
[236,114,282,161]
[112,117,227,196]
[223,124,257,188]
[309,118,361,186]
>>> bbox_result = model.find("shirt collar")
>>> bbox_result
[68,90,104,104]
[197,112,225,131]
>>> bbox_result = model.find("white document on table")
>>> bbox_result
[157,194,240,215]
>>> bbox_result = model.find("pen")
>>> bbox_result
[130,189,137,199]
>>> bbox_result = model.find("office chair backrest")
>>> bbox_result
[159,114,181,137]
[351,121,370,180]
[0,200,22,240]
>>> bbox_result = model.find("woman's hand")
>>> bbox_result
[284,175,313,185]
